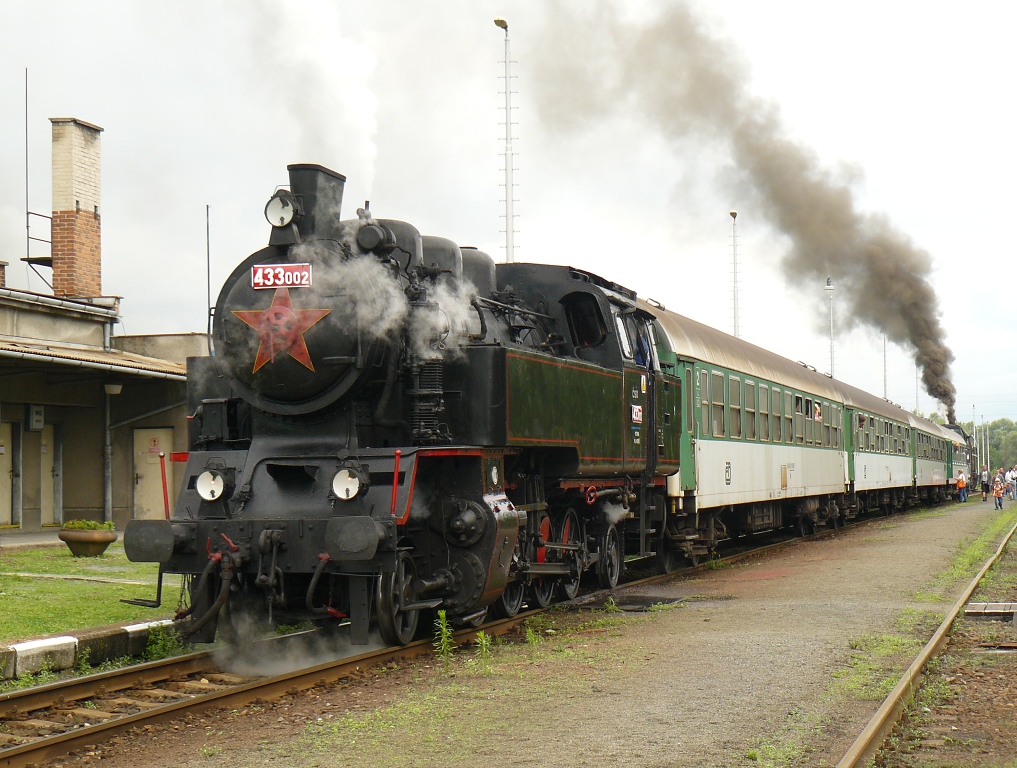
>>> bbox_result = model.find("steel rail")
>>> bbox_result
[0,651,214,718]
[836,517,1017,768]
[0,613,531,768]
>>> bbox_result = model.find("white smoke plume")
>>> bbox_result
[601,499,631,526]
[408,278,480,361]
[291,239,410,344]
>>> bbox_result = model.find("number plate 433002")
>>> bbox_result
[251,263,312,289]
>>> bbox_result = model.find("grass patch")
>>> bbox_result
[895,607,944,635]
[743,709,823,767]
[0,657,57,692]
[0,542,167,582]
[832,632,923,700]
[939,507,1017,584]
[144,625,189,661]
[977,548,1017,602]
[0,543,182,644]
[289,606,645,767]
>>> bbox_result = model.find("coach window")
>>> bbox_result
[759,385,769,441]
[711,371,726,437]
[794,395,804,444]
[728,374,744,435]
[743,381,755,440]
[685,368,694,433]
[700,370,709,436]
[784,391,794,444]
[832,406,840,448]
[771,389,781,442]
[804,398,814,445]
[563,293,608,349]
[823,403,831,447]
[729,377,742,438]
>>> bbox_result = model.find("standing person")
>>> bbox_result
[1007,466,1016,501]
[957,469,967,503]
[993,477,1005,510]
[981,465,991,501]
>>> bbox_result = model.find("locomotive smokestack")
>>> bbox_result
[287,164,346,243]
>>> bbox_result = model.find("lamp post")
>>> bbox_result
[103,382,122,524]
[825,277,834,377]
[494,18,515,263]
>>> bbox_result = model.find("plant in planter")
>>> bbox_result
[58,519,118,557]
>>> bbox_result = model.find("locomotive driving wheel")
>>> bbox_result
[557,507,583,600]
[597,523,622,589]
[377,551,419,646]
[529,511,554,608]
[491,580,525,618]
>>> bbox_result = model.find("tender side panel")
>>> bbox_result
[505,349,625,475]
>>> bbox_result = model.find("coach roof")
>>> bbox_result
[641,299,912,424]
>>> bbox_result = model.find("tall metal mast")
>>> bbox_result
[730,211,739,338]
[494,18,516,263]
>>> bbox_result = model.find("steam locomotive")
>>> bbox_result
[124,163,969,646]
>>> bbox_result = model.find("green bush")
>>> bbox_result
[62,519,115,531]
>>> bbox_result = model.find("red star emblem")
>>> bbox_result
[232,288,331,373]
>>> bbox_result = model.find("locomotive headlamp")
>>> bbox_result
[196,470,227,502]
[265,191,299,228]
[332,468,362,500]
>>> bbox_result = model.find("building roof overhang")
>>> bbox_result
[0,339,186,381]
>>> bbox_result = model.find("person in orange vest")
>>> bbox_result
[992,478,1005,510]
[957,470,967,503]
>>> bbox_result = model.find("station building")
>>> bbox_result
[1,117,204,533]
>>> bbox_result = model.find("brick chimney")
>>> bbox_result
[50,118,103,299]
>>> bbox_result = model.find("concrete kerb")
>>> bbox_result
[0,619,173,681]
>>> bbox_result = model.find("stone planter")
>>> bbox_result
[58,528,118,557]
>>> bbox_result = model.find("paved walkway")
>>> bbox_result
[0,530,63,550]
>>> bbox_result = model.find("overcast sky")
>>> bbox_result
[0,1,1012,424]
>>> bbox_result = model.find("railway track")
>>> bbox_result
[0,615,533,768]
[0,506,948,768]
[836,516,1017,767]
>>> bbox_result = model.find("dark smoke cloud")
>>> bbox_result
[532,2,957,422]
